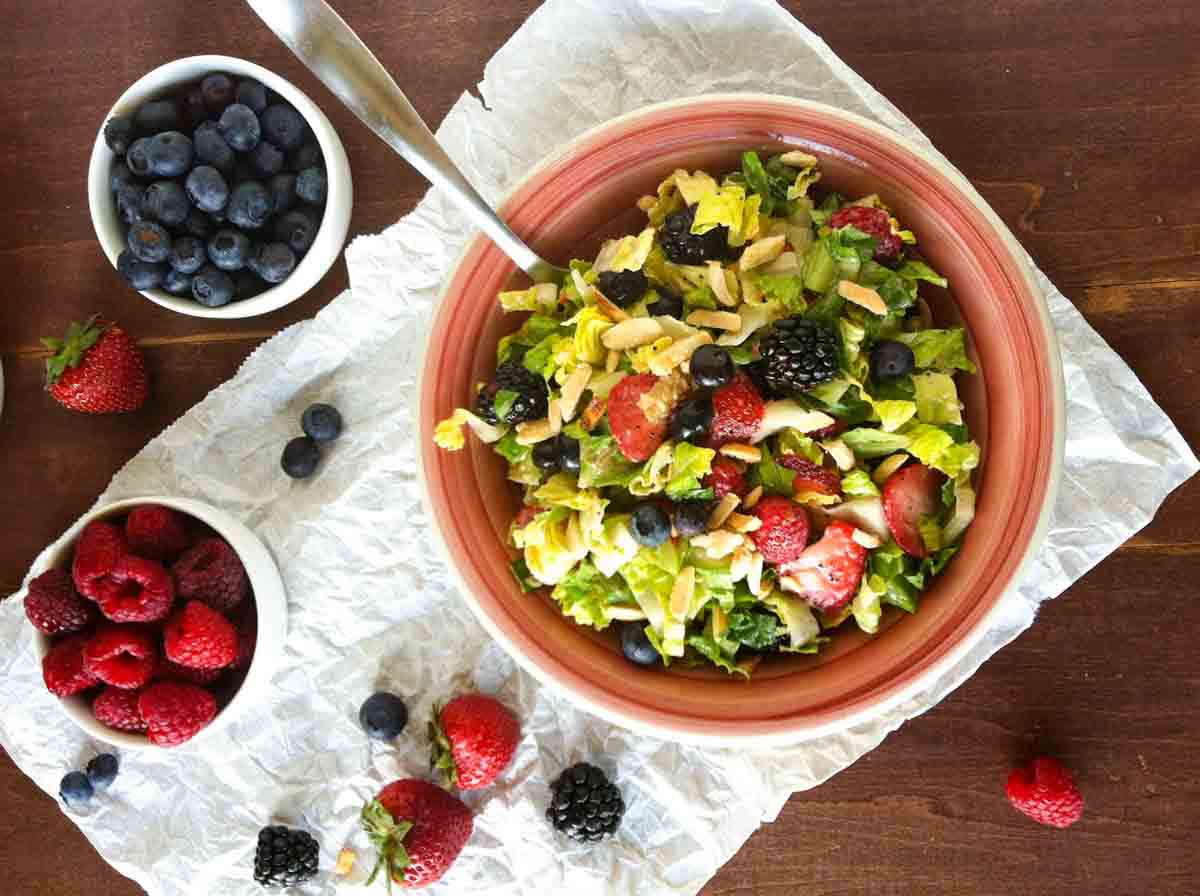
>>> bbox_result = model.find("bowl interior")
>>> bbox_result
[421,96,1059,743]
[87,55,353,319]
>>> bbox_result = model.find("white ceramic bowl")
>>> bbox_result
[26,497,287,749]
[87,55,353,319]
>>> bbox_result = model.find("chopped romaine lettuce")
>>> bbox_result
[841,427,911,459]
[510,557,541,594]
[588,514,640,577]
[578,434,641,488]
[686,634,747,677]
[749,441,797,495]
[895,328,977,373]
[552,559,635,629]
[762,592,820,649]
[841,468,880,497]
[776,429,824,464]
[912,372,963,425]
[665,443,716,501]
[726,608,785,650]
[493,429,529,464]
[572,306,613,365]
[851,573,885,634]
[895,258,948,288]
[497,315,562,366]
[533,473,606,513]
[754,273,806,312]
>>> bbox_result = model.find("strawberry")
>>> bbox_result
[778,454,842,498]
[43,317,148,414]
[706,373,765,447]
[164,601,238,670]
[138,682,217,747]
[750,496,811,565]
[95,555,175,623]
[93,686,148,733]
[72,521,130,601]
[362,779,474,890]
[704,457,748,498]
[83,624,158,689]
[42,633,99,697]
[607,373,668,462]
[430,693,521,790]
[1006,757,1084,828]
[779,520,868,611]
[24,569,97,635]
[125,505,190,562]
[881,462,944,558]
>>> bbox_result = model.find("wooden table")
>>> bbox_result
[2,2,1197,893]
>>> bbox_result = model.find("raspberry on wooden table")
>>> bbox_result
[1006,758,1084,828]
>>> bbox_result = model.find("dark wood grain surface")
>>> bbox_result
[2,1,1198,893]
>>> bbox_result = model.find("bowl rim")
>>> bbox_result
[26,496,288,750]
[87,54,353,320]
[417,92,1065,746]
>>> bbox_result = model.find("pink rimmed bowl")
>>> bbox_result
[418,94,1064,746]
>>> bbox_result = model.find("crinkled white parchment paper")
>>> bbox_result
[1,1,1196,894]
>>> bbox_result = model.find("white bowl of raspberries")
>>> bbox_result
[87,55,353,318]
[23,497,286,749]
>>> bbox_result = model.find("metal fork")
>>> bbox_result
[245,0,568,285]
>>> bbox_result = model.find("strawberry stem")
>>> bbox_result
[43,314,105,387]
[427,704,459,789]
[360,799,412,894]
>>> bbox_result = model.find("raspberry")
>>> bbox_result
[234,614,257,672]
[83,624,158,689]
[706,373,765,447]
[93,686,148,733]
[95,555,175,623]
[750,496,811,565]
[778,454,842,497]
[172,538,249,615]
[42,633,99,697]
[125,505,190,562]
[607,373,669,462]
[24,569,97,635]
[829,205,903,264]
[138,682,218,747]
[158,657,224,686]
[1006,758,1084,828]
[704,457,747,499]
[72,521,129,601]
[164,601,238,670]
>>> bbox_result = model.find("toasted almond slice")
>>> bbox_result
[821,438,855,472]
[711,603,729,639]
[727,512,762,534]
[457,410,507,444]
[547,397,563,435]
[690,529,744,559]
[777,574,803,597]
[515,419,556,445]
[760,250,800,276]
[669,566,695,618]
[753,400,836,442]
[707,493,741,530]
[687,309,742,331]
[746,551,766,596]
[779,150,819,168]
[738,234,787,272]
[720,442,762,463]
[837,280,888,316]
[594,291,631,322]
[601,318,664,351]
[605,349,620,373]
[738,270,765,305]
[706,261,738,307]
[581,396,607,431]
[742,485,764,510]
[609,605,648,622]
[648,331,711,376]
[738,654,763,675]
[334,848,357,876]
[852,528,883,549]
[872,452,909,486]
[558,363,592,422]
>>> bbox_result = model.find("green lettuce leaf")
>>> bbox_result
[578,434,641,488]
[912,372,963,425]
[741,150,792,217]
[841,468,880,497]
[665,443,717,502]
[497,315,562,366]
[510,557,541,594]
[533,473,606,512]
[588,514,641,577]
[691,559,736,615]
[841,427,911,459]
[493,429,529,464]
[809,192,845,227]
[686,634,748,677]
[851,572,885,634]
[895,258,948,288]
[749,441,796,495]
[895,328,977,373]
[776,429,824,464]
[755,273,806,312]
[726,608,786,650]
[551,559,634,630]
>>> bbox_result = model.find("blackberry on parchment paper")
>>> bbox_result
[758,316,839,392]
[254,825,319,888]
[546,763,626,843]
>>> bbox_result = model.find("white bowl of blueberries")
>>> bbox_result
[88,55,353,318]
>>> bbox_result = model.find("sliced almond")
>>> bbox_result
[547,397,563,435]
[742,485,764,510]
[852,528,883,549]
[609,605,648,622]
[746,551,766,596]
[558,363,592,422]
[779,150,819,168]
[594,291,630,322]
[601,318,664,351]
[690,529,744,559]
[580,396,607,431]
[706,261,738,307]
[711,604,729,639]
[707,493,741,530]
[821,438,855,472]
[872,452,909,486]
[738,234,787,272]
[753,400,836,442]
[760,250,801,276]
[515,419,556,445]
[334,848,357,876]
[605,349,620,373]
[459,410,507,444]
[720,442,762,463]
[648,331,712,376]
[726,512,762,534]
[738,270,764,305]
[837,280,888,316]
[669,566,695,619]
[687,309,742,332]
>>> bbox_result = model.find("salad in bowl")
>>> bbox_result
[435,150,979,677]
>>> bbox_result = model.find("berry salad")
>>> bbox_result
[436,151,979,676]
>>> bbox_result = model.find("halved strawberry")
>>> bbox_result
[882,462,944,558]
[706,373,765,447]
[608,373,667,462]
[778,454,841,498]
[704,457,748,498]
[779,520,868,611]
[750,496,811,565]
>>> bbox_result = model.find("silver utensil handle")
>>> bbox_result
[247,0,544,276]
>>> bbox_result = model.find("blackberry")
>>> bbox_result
[759,316,839,392]
[743,360,783,401]
[596,269,648,307]
[546,763,625,842]
[253,825,318,888]
[659,205,731,265]
[475,361,548,425]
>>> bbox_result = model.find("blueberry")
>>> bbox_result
[183,88,208,126]
[689,344,734,390]
[227,181,272,230]
[261,103,307,151]
[169,235,207,274]
[192,264,235,307]
[647,290,684,319]
[235,79,269,114]
[134,99,180,134]
[60,771,94,808]
[186,166,229,213]
[233,268,264,301]
[295,166,327,205]
[668,397,713,444]
[274,209,319,254]
[870,340,916,381]
[630,503,671,547]
[248,141,284,178]
[103,117,135,156]
[251,242,296,284]
[126,137,152,177]
[281,436,321,478]
[193,121,235,172]
[164,268,193,295]
[86,754,119,791]
[128,220,171,263]
[145,131,193,177]
[218,103,261,152]
[267,173,298,215]
[201,73,236,112]
[140,181,190,227]
[532,438,560,472]
[208,228,252,271]
[559,436,581,475]
[288,142,322,172]
[620,622,660,667]
[115,183,145,225]
[358,692,408,741]
[301,403,342,442]
[183,209,214,239]
[117,250,167,290]
[673,501,710,537]
[110,160,137,193]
